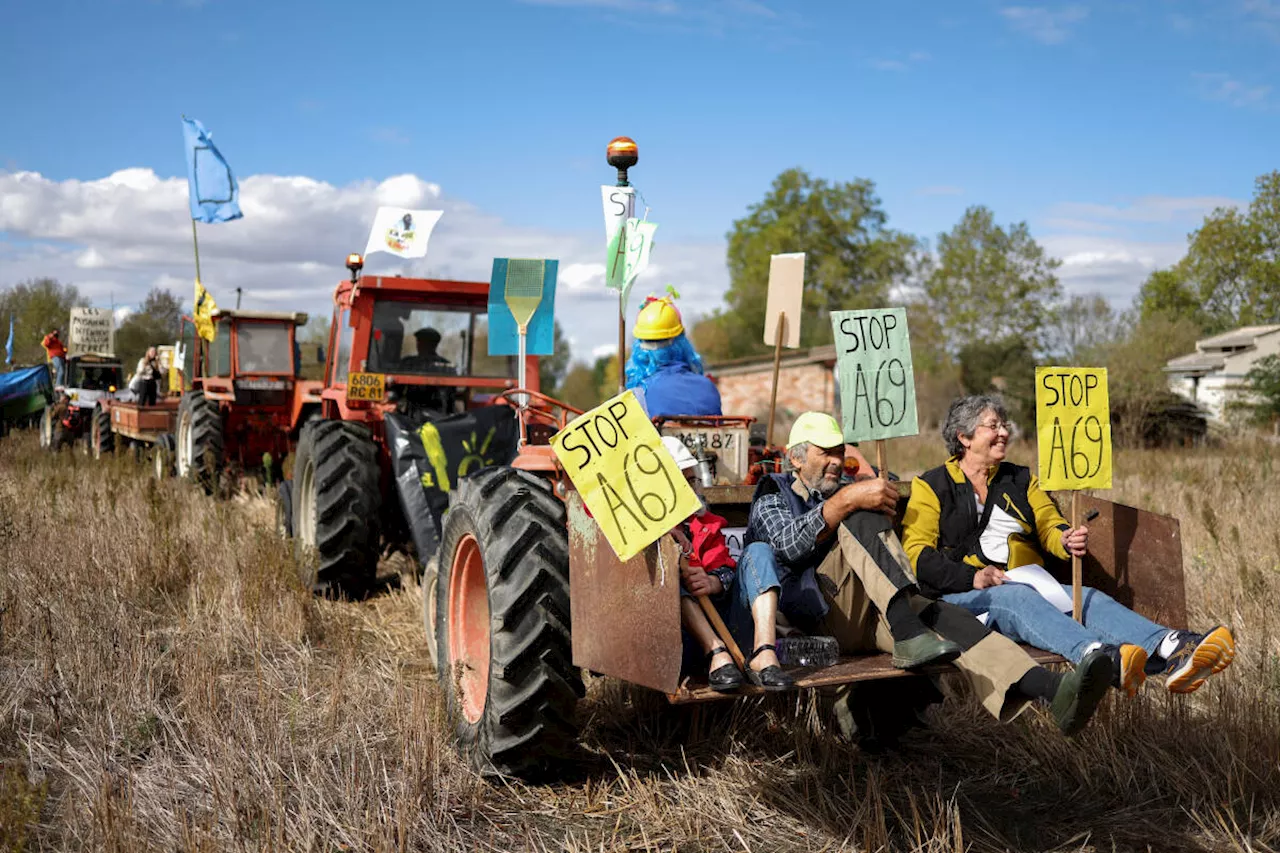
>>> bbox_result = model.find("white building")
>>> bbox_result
[1164,324,1280,421]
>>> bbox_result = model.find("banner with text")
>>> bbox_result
[551,390,702,562]
[68,308,115,356]
[1035,367,1112,490]
[830,308,918,442]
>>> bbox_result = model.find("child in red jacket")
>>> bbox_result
[662,437,793,693]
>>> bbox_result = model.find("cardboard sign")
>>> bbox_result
[764,252,804,348]
[487,258,558,355]
[346,372,385,402]
[605,218,658,305]
[551,390,702,562]
[1036,367,1112,490]
[68,308,114,355]
[830,308,918,442]
[601,185,637,245]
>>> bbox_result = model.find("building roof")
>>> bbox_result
[706,344,837,376]
[1197,324,1280,351]
[1164,351,1226,374]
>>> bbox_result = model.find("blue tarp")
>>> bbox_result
[0,366,51,405]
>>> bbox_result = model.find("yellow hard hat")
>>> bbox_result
[787,412,845,450]
[634,296,684,341]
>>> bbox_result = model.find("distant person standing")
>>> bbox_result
[133,347,161,406]
[42,328,67,386]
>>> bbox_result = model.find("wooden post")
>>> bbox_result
[617,295,626,394]
[766,312,786,446]
[697,596,746,671]
[876,439,888,481]
[1071,491,1083,622]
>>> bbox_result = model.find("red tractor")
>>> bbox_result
[175,309,323,488]
[287,254,582,773]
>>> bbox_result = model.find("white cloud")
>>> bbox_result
[1192,72,1273,109]
[867,50,930,72]
[915,185,964,197]
[999,4,1089,44]
[0,169,727,362]
[1049,195,1239,224]
[591,343,619,359]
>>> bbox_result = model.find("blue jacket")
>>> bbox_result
[638,364,722,419]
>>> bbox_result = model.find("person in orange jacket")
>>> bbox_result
[664,436,793,693]
[42,328,67,386]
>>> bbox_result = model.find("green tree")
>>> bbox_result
[558,362,602,412]
[925,205,1063,352]
[1138,171,1280,333]
[115,289,183,371]
[1046,293,1119,365]
[700,168,919,360]
[0,278,83,366]
[1097,311,1202,446]
[539,321,571,396]
[957,335,1037,427]
[1243,354,1280,427]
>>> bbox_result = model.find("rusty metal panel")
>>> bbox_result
[568,492,683,693]
[1076,495,1187,629]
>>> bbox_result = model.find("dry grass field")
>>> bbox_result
[1,430,1278,852]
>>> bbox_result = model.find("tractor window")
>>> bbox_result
[209,320,232,377]
[334,310,352,384]
[367,301,514,378]
[236,323,293,375]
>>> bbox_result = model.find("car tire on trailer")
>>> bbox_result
[177,391,223,492]
[435,467,583,777]
[91,407,114,460]
[291,420,380,598]
[153,433,176,480]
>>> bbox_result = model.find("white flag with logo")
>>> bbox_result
[363,207,444,259]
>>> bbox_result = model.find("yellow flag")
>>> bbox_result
[1035,367,1112,491]
[194,279,218,342]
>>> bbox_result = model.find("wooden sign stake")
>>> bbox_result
[697,596,746,671]
[876,439,888,481]
[1071,490,1083,622]
[766,312,786,446]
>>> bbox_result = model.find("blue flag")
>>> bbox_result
[4,316,12,366]
[182,117,243,224]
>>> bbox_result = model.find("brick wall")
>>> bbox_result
[714,362,837,435]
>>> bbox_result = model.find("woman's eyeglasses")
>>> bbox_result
[976,419,1011,433]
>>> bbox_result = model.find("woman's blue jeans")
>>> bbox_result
[943,582,1169,664]
[681,541,781,664]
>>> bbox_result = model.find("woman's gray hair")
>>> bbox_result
[942,395,1008,458]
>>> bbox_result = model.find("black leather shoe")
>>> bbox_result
[746,643,795,691]
[1050,648,1113,736]
[892,633,963,669]
[706,646,745,693]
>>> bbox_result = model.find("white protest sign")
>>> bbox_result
[68,307,115,355]
[764,252,804,348]
[830,308,919,442]
[601,185,637,245]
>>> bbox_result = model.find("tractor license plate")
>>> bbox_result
[346,372,386,402]
[673,430,736,452]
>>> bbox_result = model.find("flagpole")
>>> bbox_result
[191,218,203,285]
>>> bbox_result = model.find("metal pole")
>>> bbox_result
[1071,491,1083,622]
[190,218,203,284]
[236,287,242,309]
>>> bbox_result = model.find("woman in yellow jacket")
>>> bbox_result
[902,395,1235,697]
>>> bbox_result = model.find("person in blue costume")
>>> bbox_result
[624,294,722,418]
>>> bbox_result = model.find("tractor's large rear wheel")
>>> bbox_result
[435,467,582,777]
[177,392,223,492]
[91,407,114,460]
[292,420,380,598]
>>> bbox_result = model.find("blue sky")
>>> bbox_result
[2,0,1278,358]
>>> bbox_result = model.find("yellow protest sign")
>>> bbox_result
[551,390,702,562]
[1036,367,1112,490]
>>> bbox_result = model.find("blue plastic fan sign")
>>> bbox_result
[487,258,558,356]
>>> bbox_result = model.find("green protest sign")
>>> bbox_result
[605,217,658,307]
[829,308,918,442]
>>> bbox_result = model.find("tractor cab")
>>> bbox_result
[62,354,124,404]
[319,264,529,431]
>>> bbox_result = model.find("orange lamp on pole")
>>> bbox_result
[607,136,638,187]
